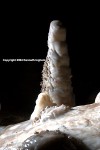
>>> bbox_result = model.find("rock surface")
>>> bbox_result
[0,102,100,150]
[0,20,100,150]
[20,130,90,150]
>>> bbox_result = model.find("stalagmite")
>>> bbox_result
[0,20,100,150]
[30,20,75,121]
[41,20,75,107]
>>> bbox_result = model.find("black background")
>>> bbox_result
[0,4,100,116]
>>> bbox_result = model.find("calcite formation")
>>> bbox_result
[0,20,100,150]
[95,92,100,103]
[30,92,56,122]
[0,100,100,149]
[41,20,75,107]
[31,20,75,122]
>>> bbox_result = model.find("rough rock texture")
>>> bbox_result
[30,92,56,122]
[0,100,100,149]
[20,130,90,150]
[41,20,75,107]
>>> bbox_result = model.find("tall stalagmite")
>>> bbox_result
[41,20,75,107]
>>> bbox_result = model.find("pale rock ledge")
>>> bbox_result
[0,94,100,149]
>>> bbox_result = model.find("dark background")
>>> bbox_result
[0,5,100,117]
